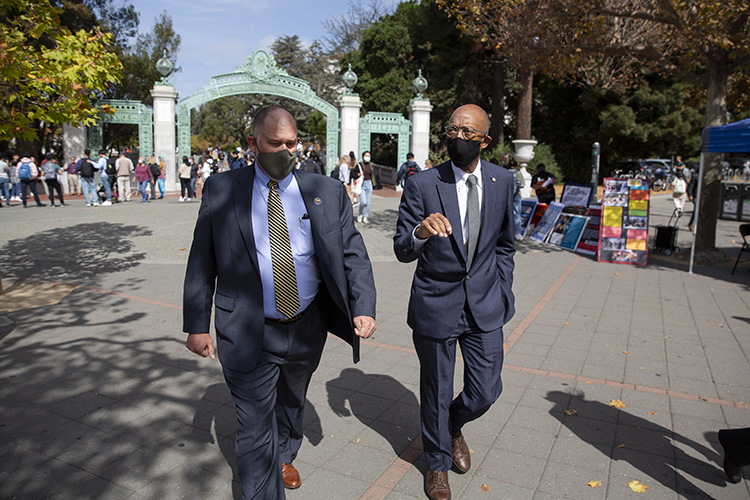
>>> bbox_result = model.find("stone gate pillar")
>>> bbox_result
[151,84,178,192]
[338,94,362,160]
[63,123,87,194]
[407,98,432,169]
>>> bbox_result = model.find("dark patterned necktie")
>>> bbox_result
[465,174,480,270]
[267,180,299,318]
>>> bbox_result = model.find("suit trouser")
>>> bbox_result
[413,307,504,471]
[222,302,326,500]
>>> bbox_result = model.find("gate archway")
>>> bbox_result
[177,51,339,172]
[358,112,411,167]
[88,100,153,155]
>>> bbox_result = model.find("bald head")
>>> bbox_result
[252,106,297,139]
[450,104,490,135]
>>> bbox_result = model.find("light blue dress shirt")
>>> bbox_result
[252,164,320,319]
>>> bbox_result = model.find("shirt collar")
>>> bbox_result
[254,163,294,191]
[451,161,483,188]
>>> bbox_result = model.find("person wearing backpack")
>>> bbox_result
[17,154,45,208]
[42,153,65,207]
[397,152,421,189]
[75,148,100,206]
[148,157,161,200]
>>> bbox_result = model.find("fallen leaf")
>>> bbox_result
[622,351,629,354]
[617,443,625,448]
[586,381,592,384]
[615,272,621,275]
[717,323,723,326]
[564,322,569,325]
[627,480,649,493]
[587,480,601,488]
[572,292,576,295]
[469,449,474,453]
[356,438,360,443]
[564,409,578,416]
[503,343,507,347]
[647,411,657,415]
[180,248,186,251]
[640,367,645,369]
[610,400,626,409]
[481,484,491,492]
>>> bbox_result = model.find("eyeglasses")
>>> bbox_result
[445,125,488,140]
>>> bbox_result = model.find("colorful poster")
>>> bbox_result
[518,199,538,240]
[530,201,564,243]
[576,205,601,255]
[547,213,589,251]
[560,184,594,208]
[598,178,650,265]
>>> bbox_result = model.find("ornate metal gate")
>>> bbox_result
[358,112,411,167]
[88,100,153,155]
[176,51,339,172]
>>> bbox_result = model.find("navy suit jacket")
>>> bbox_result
[183,166,376,372]
[393,160,515,338]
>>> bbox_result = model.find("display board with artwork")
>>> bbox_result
[598,178,650,265]
[530,201,565,243]
[518,199,538,239]
[576,205,601,255]
[548,214,590,251]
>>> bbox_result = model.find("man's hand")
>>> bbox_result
[186,333,215,359]
[353,316,377,339]
[416,213,452,240]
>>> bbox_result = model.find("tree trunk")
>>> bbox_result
[516,66,533,140]
[489,60,505,150]
[695,51,730,252]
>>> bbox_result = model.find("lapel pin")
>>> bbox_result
[314,197,322,205]
[491,177,496,182]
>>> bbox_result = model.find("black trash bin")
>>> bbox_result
[741,183,750,221]
[721,182,741,220]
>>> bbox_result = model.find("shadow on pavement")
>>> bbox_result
[326,368,420,455]
[547,390,729,498]
[0,222,151,283]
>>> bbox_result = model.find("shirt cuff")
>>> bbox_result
[411,224,427,252]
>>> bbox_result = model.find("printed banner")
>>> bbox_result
[560,183,594,208]
[518,199,538,240]
[547,214,590,251]
[576,205,601,255]
[530,201,565,243]
[598,178,650,265]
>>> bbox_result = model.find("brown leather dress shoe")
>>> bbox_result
[451,431,471,473]
[425,469,451,500]
[281,462,300,489]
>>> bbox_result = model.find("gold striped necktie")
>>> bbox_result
[267,180,299,318]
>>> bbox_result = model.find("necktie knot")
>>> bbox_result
[268,180,278,190]
[467,174,477,187]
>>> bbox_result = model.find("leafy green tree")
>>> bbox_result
[116,10,180,103]
[0,0,122,152]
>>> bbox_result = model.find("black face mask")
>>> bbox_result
[447,137,482,169]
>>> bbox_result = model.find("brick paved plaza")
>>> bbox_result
[1,189,748,499]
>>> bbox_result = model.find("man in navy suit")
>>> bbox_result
[394,104,515,500]
[184,106,377,499]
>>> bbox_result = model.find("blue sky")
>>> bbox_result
[129,0,402,99]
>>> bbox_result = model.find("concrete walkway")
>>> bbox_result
[0,187,748,499]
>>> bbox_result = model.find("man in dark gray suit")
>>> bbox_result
[184,106,377,499]
[394,104,515,500]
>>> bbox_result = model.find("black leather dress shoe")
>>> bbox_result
[451,431,470,473]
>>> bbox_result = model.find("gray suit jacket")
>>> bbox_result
[393,160,515,338]
[183,166,376,372]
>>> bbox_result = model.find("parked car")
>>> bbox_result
[615,159,650,177]
[645,158,673,170]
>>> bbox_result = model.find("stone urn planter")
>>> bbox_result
[513,139,537,198]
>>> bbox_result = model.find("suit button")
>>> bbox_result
[461,263,466,269]
[259,301,263,308]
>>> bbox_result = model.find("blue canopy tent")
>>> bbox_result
[690,118,750,272]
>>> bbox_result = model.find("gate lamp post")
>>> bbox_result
[156,50,174,84]
[412,70,428,99]
[342,64,358,94]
